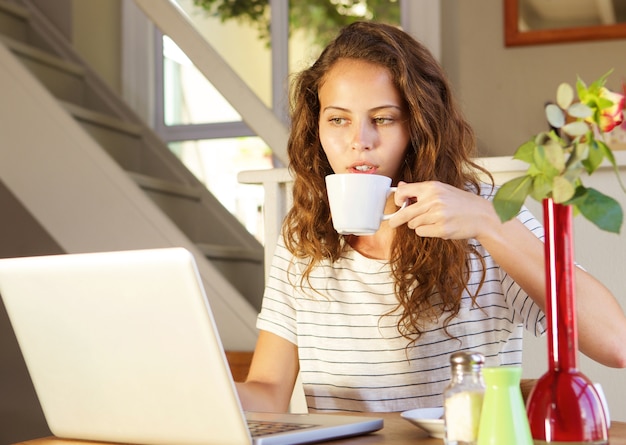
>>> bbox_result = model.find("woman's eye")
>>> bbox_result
[373,117,393,125]
[329,117,346,125]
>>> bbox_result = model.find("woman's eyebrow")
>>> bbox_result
[321,105,403,113]
[321,105,350,113]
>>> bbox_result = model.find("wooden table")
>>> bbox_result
[11,414,626,445]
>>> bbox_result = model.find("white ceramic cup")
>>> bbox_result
[325,173,404,235]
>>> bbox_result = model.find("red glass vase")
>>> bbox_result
[525,199,608,444]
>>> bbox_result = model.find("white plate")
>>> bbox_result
[401,407,445,439]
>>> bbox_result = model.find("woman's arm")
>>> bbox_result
[390,180,626,368]
[235,330,300,412]
[478,215,626,368]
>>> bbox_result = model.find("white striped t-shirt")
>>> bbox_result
[257,205,546,413]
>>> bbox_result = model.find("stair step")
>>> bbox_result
[60,101,191,183]
[0,33,85,106]
[0,33,83,77]
[128,172,202,201]
[61,100,142,137]
[0,34,113,113]
[127,175,263,264]
[59,100,150,172]
[0,1,29,42]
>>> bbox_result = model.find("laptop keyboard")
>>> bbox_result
[247,420,317,437]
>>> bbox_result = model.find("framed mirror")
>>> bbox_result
[504,0,626,46]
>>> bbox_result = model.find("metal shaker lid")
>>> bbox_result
[450,351,485,372]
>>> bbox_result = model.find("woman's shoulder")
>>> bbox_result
[464,181,496,200]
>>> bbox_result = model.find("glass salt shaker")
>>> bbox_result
[443,351,485,445]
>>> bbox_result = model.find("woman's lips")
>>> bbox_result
[348,163,377,174]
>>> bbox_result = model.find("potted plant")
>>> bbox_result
[492,71,625,444]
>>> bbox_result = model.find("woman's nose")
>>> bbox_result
[350,121,375,151]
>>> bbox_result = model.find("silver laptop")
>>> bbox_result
[0,248,382,445]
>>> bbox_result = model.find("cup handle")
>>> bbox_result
[382,187,408,220]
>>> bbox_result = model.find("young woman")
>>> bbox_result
[236,21,626,413]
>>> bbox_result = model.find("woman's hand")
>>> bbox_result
[388,181,500,241]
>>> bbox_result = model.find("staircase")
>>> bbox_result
[0,0,263,345]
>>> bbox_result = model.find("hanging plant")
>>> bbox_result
[192,0,400,47]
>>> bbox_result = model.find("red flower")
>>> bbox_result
[597,87,625,132]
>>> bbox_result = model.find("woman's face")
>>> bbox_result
[318,58,410,182]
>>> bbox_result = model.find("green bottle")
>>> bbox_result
[477,367,533,445]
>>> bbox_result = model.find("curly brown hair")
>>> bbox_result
[282,21,492,342]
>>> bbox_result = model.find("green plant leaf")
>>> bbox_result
[576,76,589,101]
[596,140,626,193]
[563,163,585,184]
[552,176,576,203]
[526,162,543,177]
[570,187,623,233]
[556,82,574,109]
[597,96,614,109]
[530,174,552,201]
[545,104,565,128]
[582,140,605,175]
[537,140,566,174]
[566,141,588,169]
[513,140,536,164]
[567,102,593,119]
[493,175,533,222]
[591,70,612,91]
[562,121,590,138]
